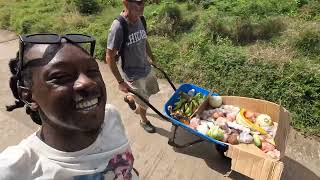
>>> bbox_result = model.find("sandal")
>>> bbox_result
[124,95,136,110]
[140,121,156,133]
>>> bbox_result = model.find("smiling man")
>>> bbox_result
[106,0,160,133]
[1,34,138,180]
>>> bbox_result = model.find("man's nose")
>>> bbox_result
[73,73,97,91]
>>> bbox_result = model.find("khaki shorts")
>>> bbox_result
[128,69,160,109]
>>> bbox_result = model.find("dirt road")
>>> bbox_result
[0,30,319,180]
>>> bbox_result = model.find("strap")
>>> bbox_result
[116,15,128,58]
[115,15,128,70]
[140,16,147,32]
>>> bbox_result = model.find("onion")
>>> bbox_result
[227,133,239,145]
[256,114,273,127]
[209,95,223,108]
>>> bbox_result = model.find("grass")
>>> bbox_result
[0,0,319,136]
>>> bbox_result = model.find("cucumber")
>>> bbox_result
[253,134,262,148]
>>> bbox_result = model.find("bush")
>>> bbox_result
[97,0,120,7]
[149,37,180,76]
[187,0,202,4]
[255,17,286,39]
[177,15,197,33]
[205,16,286,44]
[73,0,100,15]
[83,23,109,61]
[204,16,233,42]
[177,0,213,8]
[150,4,181,37]
[299,0,320,20]
[296,0,309,8]
[234,17,285,44]
[215,0,298,17]
[150,4,195,37]
[30,19,54,33]
[279,61,320,134]
[295,29,320,56]
[150,16,176,37]
[234,18,255,44]
[201,0,214,9]
[62,13,88,28]
[21,20,33,34]
[11,17,35,34]
[158,4,181,21]
[0,10,10,28]
[186,2,196,10]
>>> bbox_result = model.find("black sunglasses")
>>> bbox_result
[127,0,144,6]
[17,33,96,84]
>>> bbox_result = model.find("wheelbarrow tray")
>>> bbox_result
[163,83,291,180]
[163,83,228,149]
[129,65,290,180]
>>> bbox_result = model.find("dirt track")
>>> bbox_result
[0,30,319,180]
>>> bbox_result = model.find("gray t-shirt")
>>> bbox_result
[107,16,151,81]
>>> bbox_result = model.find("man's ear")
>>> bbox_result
[18,86,39,111]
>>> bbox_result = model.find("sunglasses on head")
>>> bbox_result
[18,33,95,69]
[17,33,95,85]
[127,0,144,6]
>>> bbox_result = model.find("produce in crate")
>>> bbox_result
[168,90,280,159]
[253,134,262,148]
[190,97,280,159]
[168,89,206,124]
[256,114,273,127]
[236,109,268,135]
[207,126,225,141]
[208,95,223,108]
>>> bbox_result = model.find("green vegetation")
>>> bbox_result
[0,0,319,136]
[73,0,101,15]
[295,28,320,56]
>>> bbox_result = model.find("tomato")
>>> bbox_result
[244,110,255,119]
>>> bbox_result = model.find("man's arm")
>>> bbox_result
[106,49,123,83]
[105,49,130,93]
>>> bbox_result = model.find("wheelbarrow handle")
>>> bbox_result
[128,89,172,123]
[151,64,176,91]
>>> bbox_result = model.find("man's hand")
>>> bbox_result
[149,60,157,66]
[118,81,131,93]
[150,61,161,71]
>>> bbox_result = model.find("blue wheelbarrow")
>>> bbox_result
[128,65,228,156]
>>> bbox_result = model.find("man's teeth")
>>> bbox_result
[76,98,98,110]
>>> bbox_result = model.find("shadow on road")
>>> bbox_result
[282,156,319,180]
[155,127,171,139]
[146,112,168,122]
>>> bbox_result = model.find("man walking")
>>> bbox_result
[106,0,159,133]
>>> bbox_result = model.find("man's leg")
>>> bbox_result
[137,105,156,133]
[137,106,148,123]
[131,69,159,133]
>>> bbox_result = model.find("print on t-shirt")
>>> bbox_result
[74,150,134,180]
[126,30,147,46]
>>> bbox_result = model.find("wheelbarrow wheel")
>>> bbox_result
[215,145,228,158]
